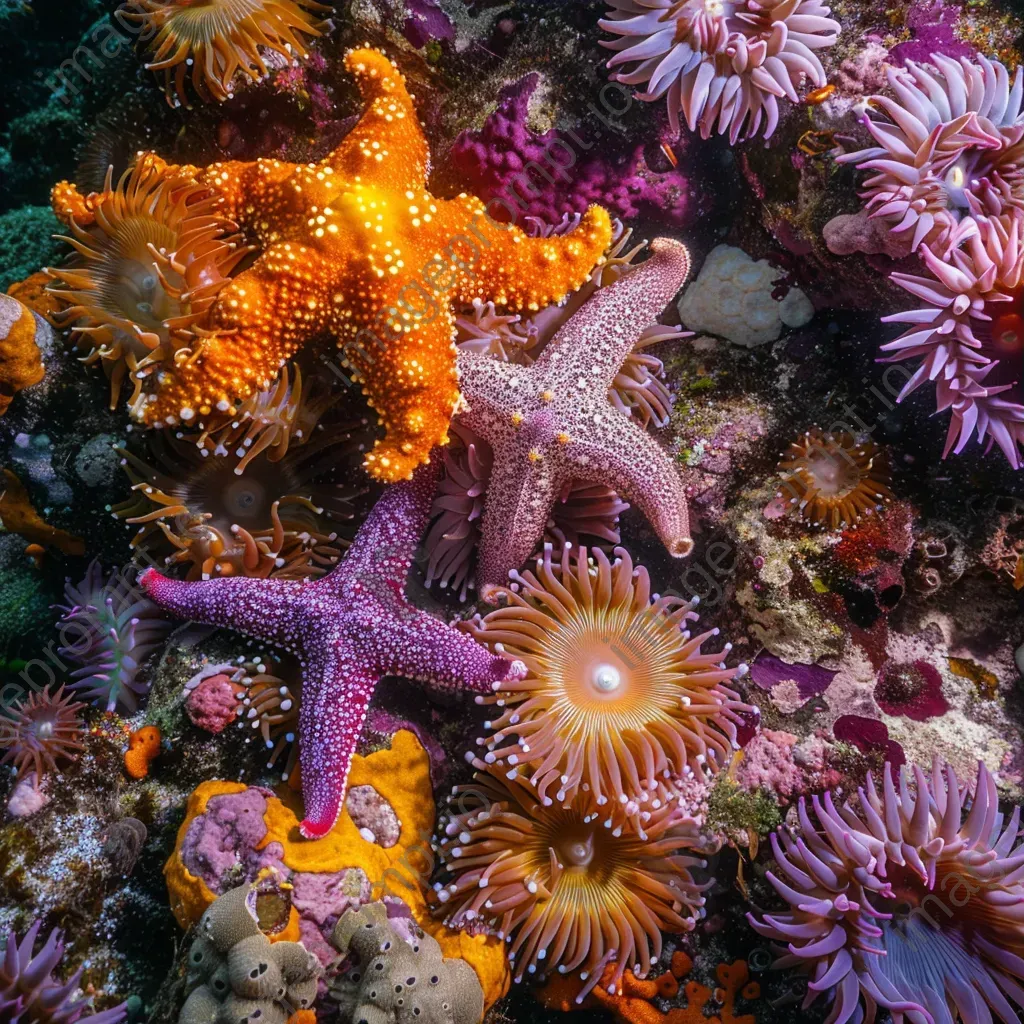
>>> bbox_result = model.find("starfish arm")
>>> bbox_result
[455,352,522,441]
[448,198,613,313]
[195,157,293,228]
[349,303,460,482]
[328,462,438,590]
[329,49,429,191]
[298,641,378,840]
[568,418,694,559]
[537,237,691,387]
[384,610,526,694]
[138,241,336,425]
[138,568,304,644]
[474,455,561,595]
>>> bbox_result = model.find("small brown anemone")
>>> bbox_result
[126,0,331,107]
[461,544,754,831]
[45,155,249,411]
[776,428,893,530]
[112,395,370,579]
[0,686,86,785]
[435,758,713,991]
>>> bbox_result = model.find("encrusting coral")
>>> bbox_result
[54,560,172,713]
[0,686,85,786]
[435,756,714,992]
[1,920,127,1023]
[126,0,332,107]
[776,429,893,530]
[141,465,525,840]
[600,0,841,142]
[455,237,694,594]
[462,544,753,831]
[749,758,1024,1024]
[0,293,47,415]
[124,724,162,779]
[64,48,612,484]
[178,879,321,1024]
[46,154,249,412]
[329,901,484,1024]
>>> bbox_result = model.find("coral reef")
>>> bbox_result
[54,560,171,713]
[0,686,85,785]
[463,543,753,829]
[750,758,1024,1023]
[329,901,484,1024]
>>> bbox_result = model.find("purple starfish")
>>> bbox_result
[456,237,694,595]
[140,463,524,840]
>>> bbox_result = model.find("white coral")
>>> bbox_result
[677,245,813,347]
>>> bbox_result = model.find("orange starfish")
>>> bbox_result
[53,49,612,482]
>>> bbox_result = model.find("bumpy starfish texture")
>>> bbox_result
[456,237,694,594]
[76,48,611,482]
[139,462,525,840]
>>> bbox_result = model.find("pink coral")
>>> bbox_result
[600,0,840,143]
[734,729,806,800]
[184,667,243,734]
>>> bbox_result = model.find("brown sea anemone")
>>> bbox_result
[112,392,369,579]
[749,758,1024,1024]
[45,156,248,411]
[0,687,86,785]
[461,544,753,830]
[127,0,331,107]
[776,428,893,530]
[435,758,712,991]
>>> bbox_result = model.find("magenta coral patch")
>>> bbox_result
[748,653,836,700]
[874,660,949,721]
[832,714,906,771]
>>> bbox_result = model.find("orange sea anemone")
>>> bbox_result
[126,0,331,107]
[435,758,712,991]
[776,428,893,530]
[112,399,368,579]
[45,156,249,411]
[0,687,86,785]
[461,544,754,831]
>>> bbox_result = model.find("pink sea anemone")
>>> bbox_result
[882,223,1024,465]
[599,0,840,143]
[749,758,1024,1024]
[838,55,1024,255]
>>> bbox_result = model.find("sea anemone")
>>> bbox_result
[599,0,840,143]
[126,0,331,107]
[435,758,712,991]
[0,687,85,785]
[461,544,753,829]
[776,428,893,529]
[748,758,1024,1024]
[45,156,248,411]
[112,392,368,580]
[54,561,172,713]
[838,55,1024,255]
[424,423,629,600]
[0,921,127,1023]
[882,224,1024,466]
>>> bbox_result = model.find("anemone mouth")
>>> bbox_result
[0,687,86,783]
[463,544,749,822]
[777,429,893,530]
[130,0,331,106]
[438,763,707,988]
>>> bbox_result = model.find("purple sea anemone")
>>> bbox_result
[882,224,1024,466]
[749,758,1024,1024]
[599,0,840,143]
[838,55,1024,255]
[0,687,85,785]
[55,561,172,713]
[1,921,127,1022]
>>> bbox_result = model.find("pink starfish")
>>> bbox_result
[140,463,524,839]
[456,237,694,595]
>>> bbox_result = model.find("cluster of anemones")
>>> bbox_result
[111,367,369,580]
[45,154,250,413]
[749,758,1024,1024]
[436,544,755,993]
[841,55,1024,465]
[600,0,841,142]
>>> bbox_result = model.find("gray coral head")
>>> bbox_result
[217,994,288,1024]
[199,885,261,954]
[227,935,286,1002]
